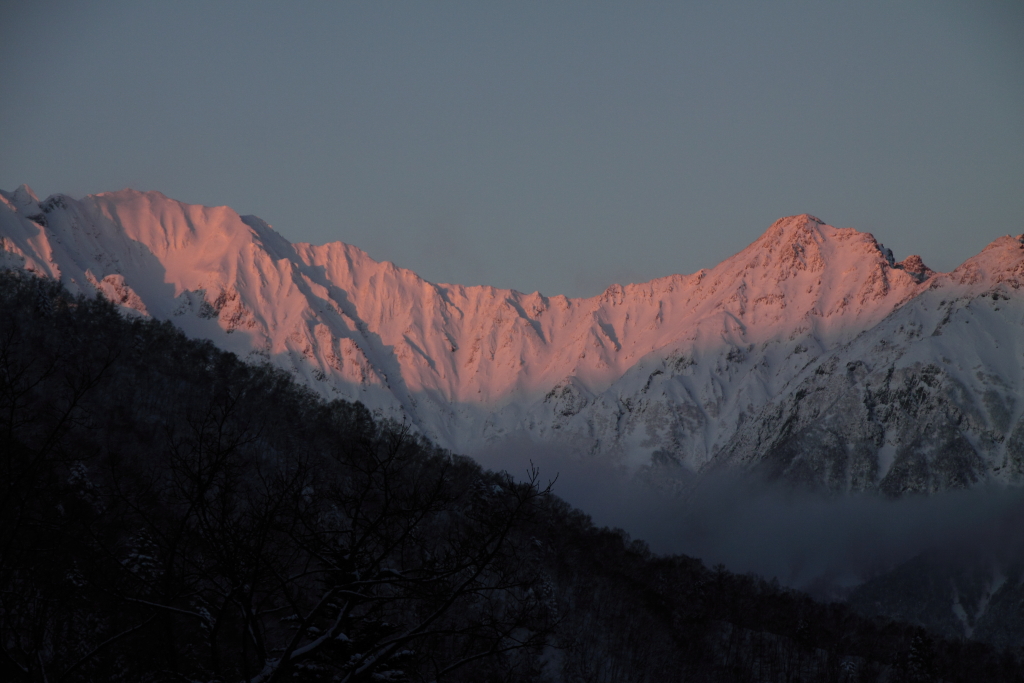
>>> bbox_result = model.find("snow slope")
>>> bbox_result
[3,185,1023,492]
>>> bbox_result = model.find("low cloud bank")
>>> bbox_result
[471,439,1024,592]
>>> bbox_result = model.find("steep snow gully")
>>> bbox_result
[4,185,1024,495]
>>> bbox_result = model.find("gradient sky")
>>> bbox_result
[2,1,1022,298]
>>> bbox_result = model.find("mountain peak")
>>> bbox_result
[945,233,1024,288]
[758,213,826,244]
[778,213,826,227]
[895,254,933,283]
[11,184,40,210]
[737,214,885,279]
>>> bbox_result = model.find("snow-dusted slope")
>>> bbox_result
[708,235,1024,493]
[3,184,1023,491]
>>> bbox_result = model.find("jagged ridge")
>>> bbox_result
[3,184,1023,491]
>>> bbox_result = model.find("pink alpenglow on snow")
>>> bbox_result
[3,185,1023,488]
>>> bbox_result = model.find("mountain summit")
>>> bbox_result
[2,187,1023,493]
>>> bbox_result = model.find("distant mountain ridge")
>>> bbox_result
[3,184,1023,493]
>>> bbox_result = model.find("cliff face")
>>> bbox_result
[3,185,1023,492]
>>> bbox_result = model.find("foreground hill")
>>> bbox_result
[2,269,1020,682]
[2,185,1023,493]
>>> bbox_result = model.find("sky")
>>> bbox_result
[2,1,1022,298]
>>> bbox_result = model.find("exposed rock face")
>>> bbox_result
[896,254,934,283]
[3,185,1023,493]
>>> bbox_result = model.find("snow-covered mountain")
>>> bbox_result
[3,184,1023,493]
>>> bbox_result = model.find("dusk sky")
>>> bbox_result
[2,1,1022,298]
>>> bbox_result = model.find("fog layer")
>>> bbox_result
[472,439,1024,591]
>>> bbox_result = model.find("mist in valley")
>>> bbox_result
[473,438,1024,594]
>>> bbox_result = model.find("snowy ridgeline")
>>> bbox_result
[3,183,1024,493]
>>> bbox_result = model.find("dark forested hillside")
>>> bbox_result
[1,269,1021,683]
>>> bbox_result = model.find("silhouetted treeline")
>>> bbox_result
[1,269,1021,683]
